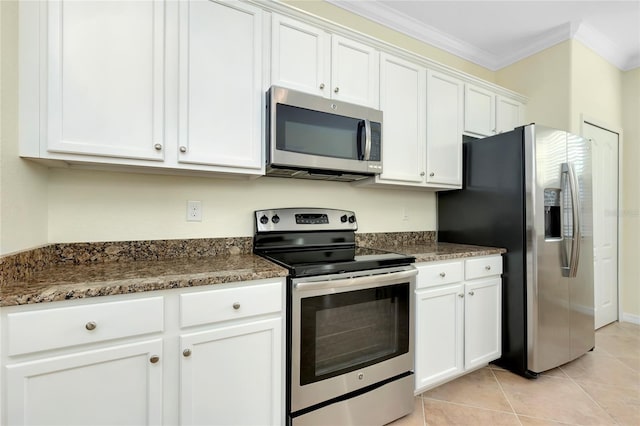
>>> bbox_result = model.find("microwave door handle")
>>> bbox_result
[364,119,372,161]
[357,120,366,160]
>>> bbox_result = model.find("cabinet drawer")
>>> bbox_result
[465,256,503,280]
[416,261,463,289]
[7,297,164,356]
[180,280,282,328]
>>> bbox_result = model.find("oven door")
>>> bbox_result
[290,266,416,414]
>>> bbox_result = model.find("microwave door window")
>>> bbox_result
[277,105,359,160]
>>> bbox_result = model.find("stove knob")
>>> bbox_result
[272,214,280,224]
[348,215,356,223]
[340,215,348,223]
[259,215,269,224]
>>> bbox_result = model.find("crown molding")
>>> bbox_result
[326,0,638,71]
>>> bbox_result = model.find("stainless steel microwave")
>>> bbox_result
[266,86,383,181]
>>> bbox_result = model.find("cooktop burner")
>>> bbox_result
[253,208,414,277]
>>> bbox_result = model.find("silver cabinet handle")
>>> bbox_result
[233,302,241,310]
[439,272,446,277]
[420,172,425,177]
[468,291,475,296]
[154,143,162,151]
[458,293,464,298]
[179,146,187,153]
[429,172,435,177]
[183,349,192,357]
[485,265,491,271]
[334,87,339,93]
[85,321,97,331]
[149,355,160,364]
[319,83,325,90]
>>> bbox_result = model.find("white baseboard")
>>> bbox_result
[621,312,640,325]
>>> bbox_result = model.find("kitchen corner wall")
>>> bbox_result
[0,0,49,256]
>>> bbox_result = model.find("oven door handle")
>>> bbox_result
[294,268,417,292]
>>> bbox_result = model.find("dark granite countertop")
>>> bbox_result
[0,254,289,307]
[0,234,504,307]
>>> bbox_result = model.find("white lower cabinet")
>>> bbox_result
[1,279,284,426]
[5,339,163,426]
[415,256,502,393]
[180,318,281,425]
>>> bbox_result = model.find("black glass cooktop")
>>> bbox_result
[257,246,415,277]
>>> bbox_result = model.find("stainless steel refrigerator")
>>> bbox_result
[438,124,594,377]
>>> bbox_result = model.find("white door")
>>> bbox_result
[6,340,163,425]
[414,284,464,391]
[426,70,464,186]
[180,318,282,426]
[464,278,501,370]
[378,53,426,185]
[178,0,263,170]
[583,122,619,329]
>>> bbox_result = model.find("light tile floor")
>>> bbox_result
[391,321,640,425]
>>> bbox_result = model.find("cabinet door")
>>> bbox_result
[464,84,495,136]
[271,14,330,97]
[426,70,463,187]
[6,339,163,426]
[378,53,426,184]
[180,318,282,426]
[331,35,379,108]
[496,96,524,134]
[464,278,502,370]
[178,0,263,170]
[415,284,464,391]
[46,0,165,160]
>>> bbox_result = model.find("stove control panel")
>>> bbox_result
[255,208,357,233]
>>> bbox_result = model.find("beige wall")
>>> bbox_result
[47,169,435,242]
[0,0,49,255]
[496,41,572,130]
[621,68,640,319]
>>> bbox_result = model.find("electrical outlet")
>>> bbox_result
[187,200,202,222]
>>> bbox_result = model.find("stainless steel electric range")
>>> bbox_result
[253,208,417,426]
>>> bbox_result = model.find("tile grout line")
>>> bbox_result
[489,367,524,426]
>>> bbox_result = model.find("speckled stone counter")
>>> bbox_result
[0,232,503,306]
[369,242,506,263]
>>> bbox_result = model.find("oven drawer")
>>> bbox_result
[180,280,282,328]
[416,260,463,289]
[7,297,164,356]
[465,256,503,280]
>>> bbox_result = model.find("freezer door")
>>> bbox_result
[527,126,572,373]
[567,133,595,359]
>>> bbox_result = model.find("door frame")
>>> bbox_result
[580,114,623,325]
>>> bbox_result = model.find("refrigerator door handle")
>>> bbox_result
[562,162,581,277]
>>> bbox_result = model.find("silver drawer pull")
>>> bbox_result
[183,349,192,357]
[85,321,97,331]
[458,293,464,298]
[154,143,162,151]
[439,272,446,277]
[469,291,475,296]
[485,265,492,271]
[149,355,160,364]
[233,302,241,310]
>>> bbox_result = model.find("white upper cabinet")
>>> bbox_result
[426,70,464,188]
[45,0,165,161]
[464,84,496,137]
[496,95,525,134]
[376,53,426,185]
[177,0,263,170]
[330,35,380,107]
[465,83,525,137]
[271,14,379,108]
[271,14,329,97]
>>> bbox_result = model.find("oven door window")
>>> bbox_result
[299,283,409,385]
